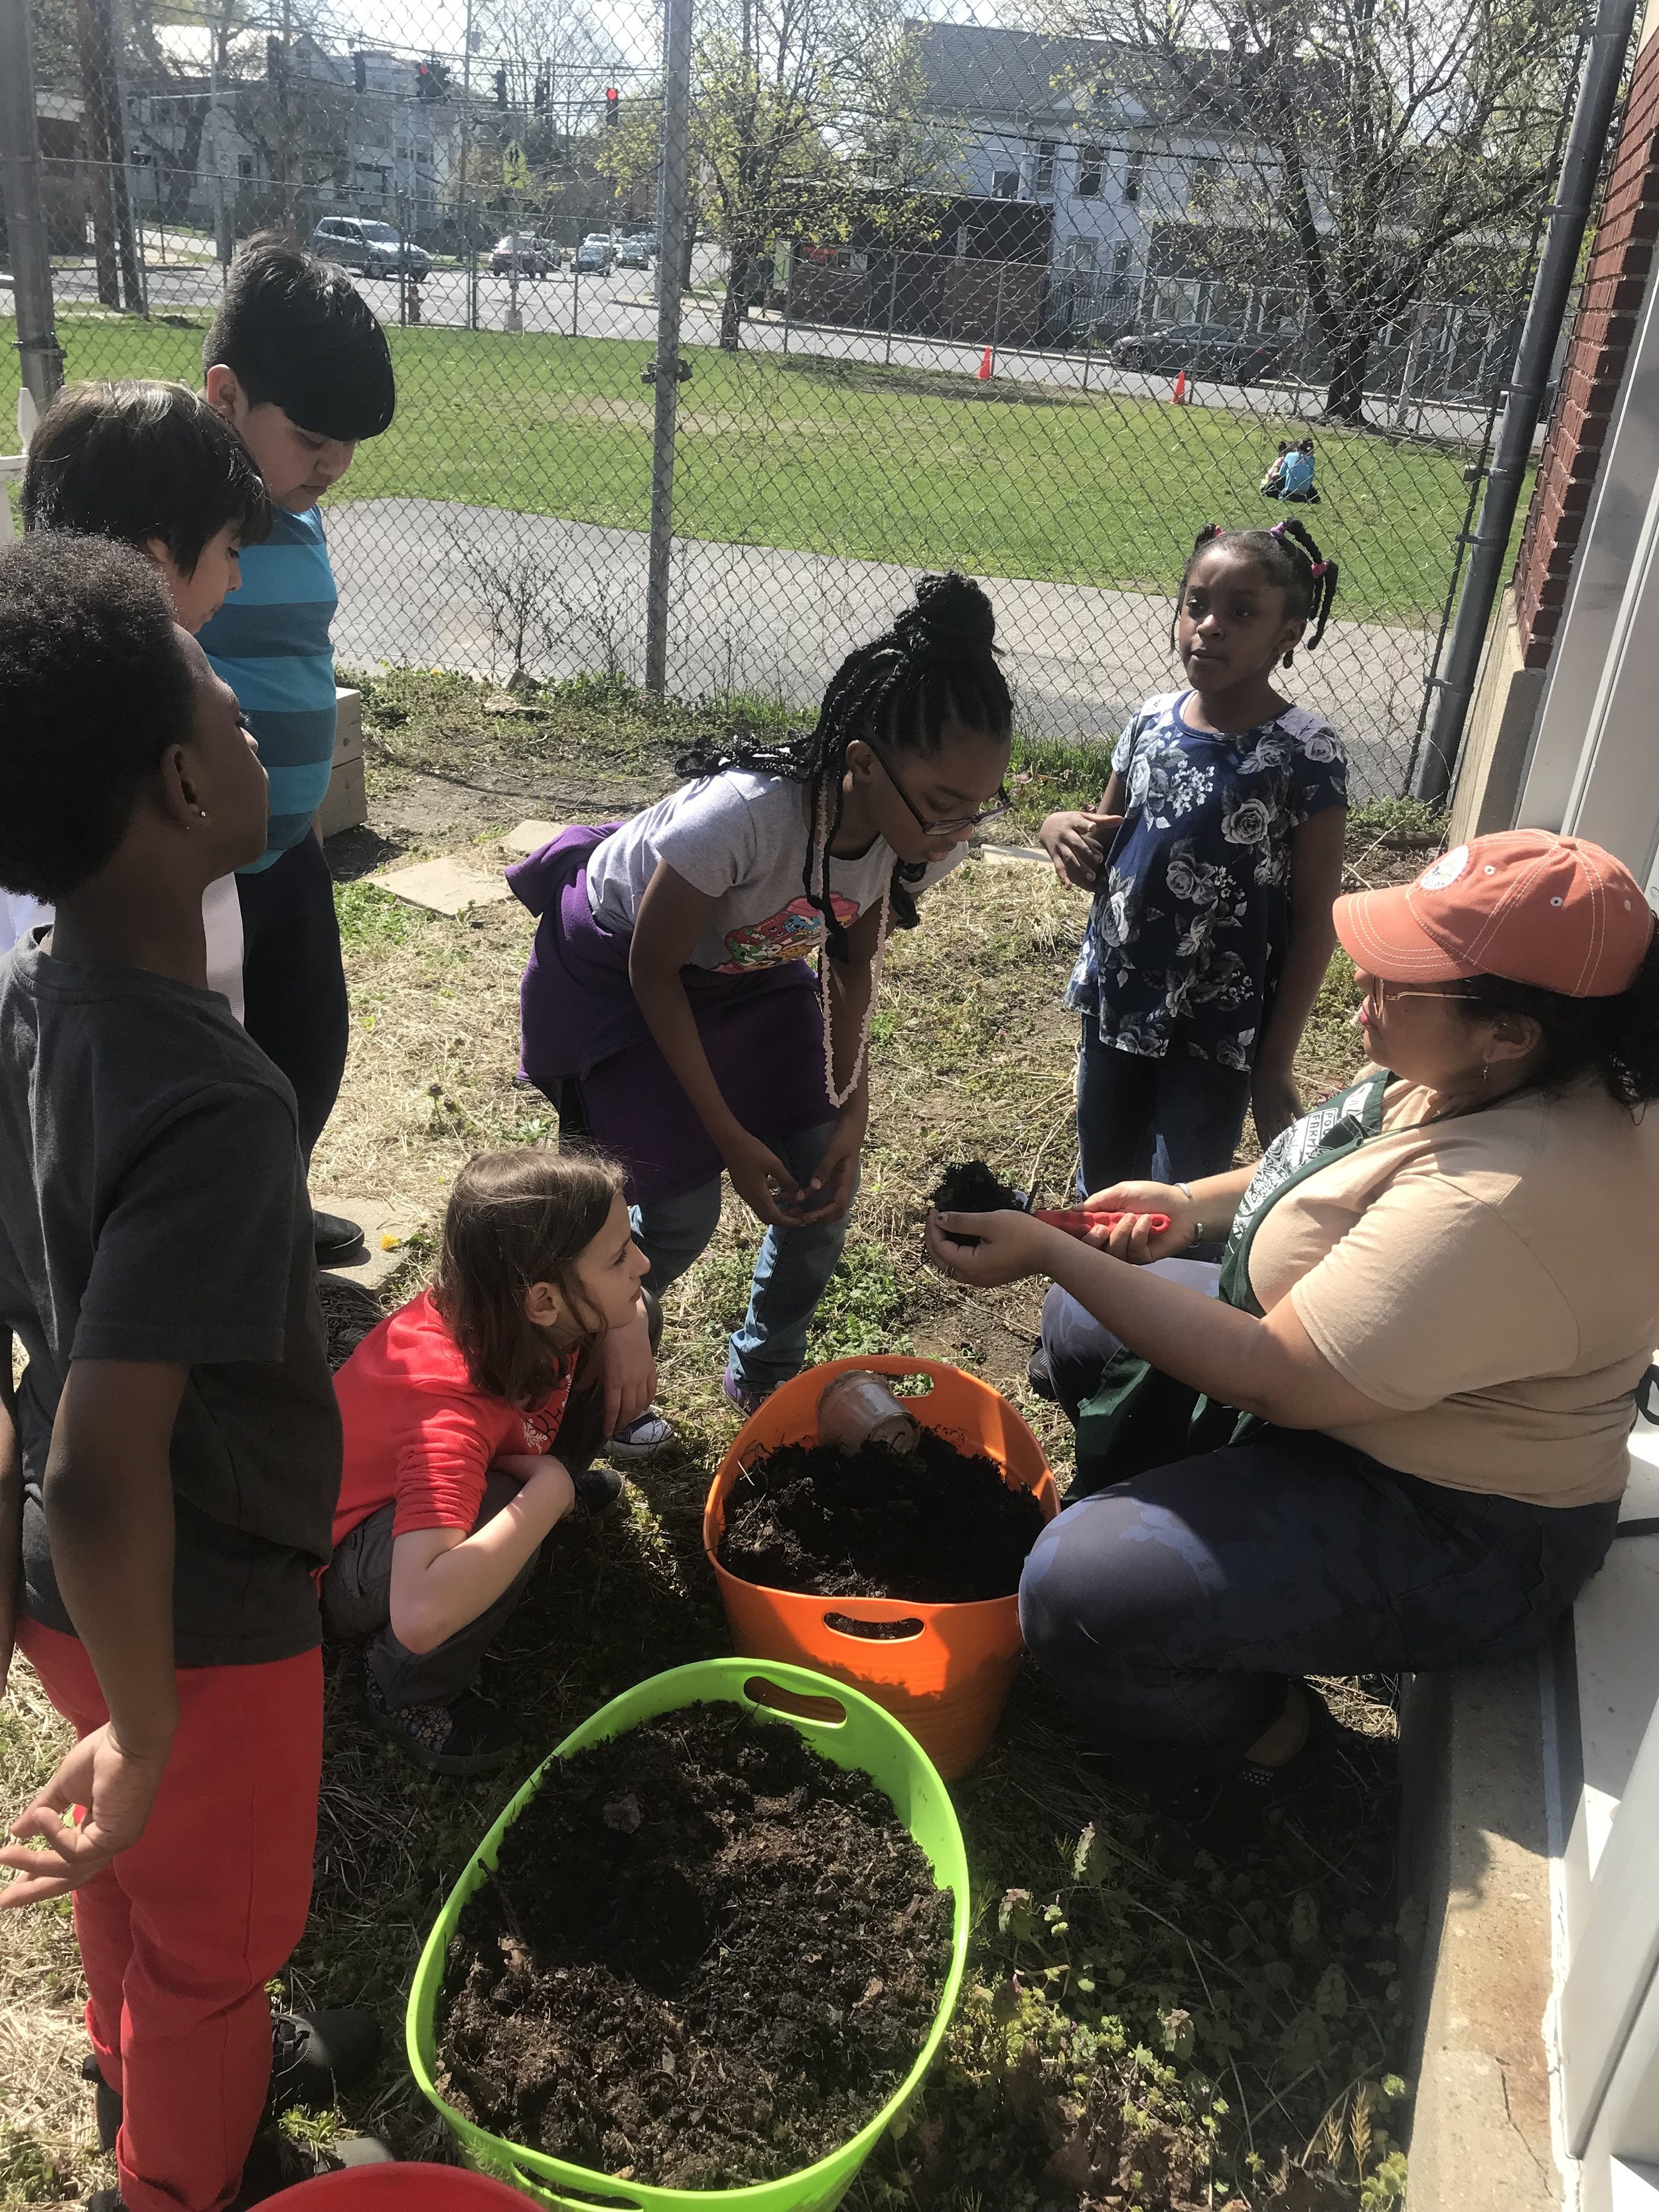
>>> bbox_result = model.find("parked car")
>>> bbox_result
[1110,321,1283,385]
[310,216,430,281]
[490,233,557,277]
[574,234,614,273]
[616,234,652,270]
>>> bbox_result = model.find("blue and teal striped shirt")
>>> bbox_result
[199,506,338,871]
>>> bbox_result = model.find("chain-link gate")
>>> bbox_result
[3,0,1591,796]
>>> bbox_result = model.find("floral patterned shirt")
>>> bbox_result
[1066,691,1348,1068]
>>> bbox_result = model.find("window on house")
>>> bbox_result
[1123,149,1144,204]
[1035,140,1056,194]
[1064,236,1096,272]
[1075,145,1103,198]
[238,154,255,178]
[991,169,1019,200]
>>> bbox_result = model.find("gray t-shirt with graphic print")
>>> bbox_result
[586,771,964,972]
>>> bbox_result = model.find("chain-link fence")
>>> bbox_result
[4,0,1592,796]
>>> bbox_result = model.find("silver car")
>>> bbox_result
[311,216,430,281]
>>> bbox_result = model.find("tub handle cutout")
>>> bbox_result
[743,1674,849,1726]
[823,1610,926,1642]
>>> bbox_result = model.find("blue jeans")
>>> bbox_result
[1019,1429,1618,1759]
[1075,1023,1251,1197]
[631,1121,854,1395]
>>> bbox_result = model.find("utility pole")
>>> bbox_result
[644,0,693,696]
[0,0,65,411]
[1413,0,1642,805]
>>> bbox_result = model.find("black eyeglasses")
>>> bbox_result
[865,740,1010,838]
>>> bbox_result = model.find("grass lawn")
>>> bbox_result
[0,687,1432,2211]
[3,312,1475,625]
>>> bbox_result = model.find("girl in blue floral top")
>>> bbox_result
[1039,520,1348,1195]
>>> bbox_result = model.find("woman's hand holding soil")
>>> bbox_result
[925,1207,1067,1286]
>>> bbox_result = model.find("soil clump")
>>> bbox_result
[929,1159,1025,1215]
[437,1704,953,2188]
[719,1431,1045,1601]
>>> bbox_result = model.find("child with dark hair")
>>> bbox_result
[1265,436,1319,503]
[1039,520,1348,1201]
[512,571,1014,1418]
[0,534,379,2212]
[198,233,398,1263]
[323,1148,655,1775]
[11,377,273,994]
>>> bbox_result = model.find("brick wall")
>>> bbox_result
[1513,28,1659,666]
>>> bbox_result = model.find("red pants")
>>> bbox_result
[18,1619,323,2212]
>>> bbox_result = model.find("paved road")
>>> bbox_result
[325,494,1429,797]
[43,251,1488,441]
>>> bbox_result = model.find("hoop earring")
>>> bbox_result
[1480,1060,1491,1084]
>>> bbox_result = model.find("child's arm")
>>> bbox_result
[1252,806,1347,1144]
[388,1455,575,1655]
[0,1359,183,1906]
[793,895,884,1223]
[599,1305,656,1436]
[630,860,808,1225]
[1039,771,1127,890]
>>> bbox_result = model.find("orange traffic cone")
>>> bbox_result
[1171,368,1189,405]
[977,345,993,382]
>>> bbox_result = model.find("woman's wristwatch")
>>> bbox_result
[1176,1181,1204,1248]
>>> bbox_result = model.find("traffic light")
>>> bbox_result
[352,50,366,92]
[415,60,438,101]
[605,86,618,127]
[494,67,507,109]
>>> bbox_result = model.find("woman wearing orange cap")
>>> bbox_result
[927,830,1659,1804]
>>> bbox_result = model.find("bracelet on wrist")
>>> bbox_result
[1176,1181,1204,1249]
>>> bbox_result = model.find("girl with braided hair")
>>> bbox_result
[1037,520,1348,1254]
[509,572,1012,1425]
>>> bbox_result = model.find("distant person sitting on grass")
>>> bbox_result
[5,378,272,995]
[198,234,396,1266]
[0,534,382,2212]
[1264,437,1318,503]
[323,1149,657,1776]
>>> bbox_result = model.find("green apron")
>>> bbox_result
[1070,1068,1394,1499]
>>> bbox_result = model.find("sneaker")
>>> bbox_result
[571,1463,624,1514]
[355,1661,520,1777]
[86,2193,125,2211]
[86,2008,379,2160]
[606,1406,674,1463]
[722,1363,776,1417]
[232,2129,395,2208]
[313,1209,366,1264]
[1026,1347,1057,1402]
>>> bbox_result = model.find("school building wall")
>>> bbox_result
[1451,0,1659,840]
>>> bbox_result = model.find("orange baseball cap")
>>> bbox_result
[1334,830,1654,998]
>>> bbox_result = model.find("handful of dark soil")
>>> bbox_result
[437,1704,953,2188]
[929,1159,1026,1215]
[718,1431,1045,1602]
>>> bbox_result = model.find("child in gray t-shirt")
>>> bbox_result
[515,572,1015,1420]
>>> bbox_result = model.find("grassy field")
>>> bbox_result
[0,693,1435,2211]
[2,311,1477,625]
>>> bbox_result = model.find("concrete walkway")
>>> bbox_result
[325,496,1433,798]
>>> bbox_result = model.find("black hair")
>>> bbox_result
[674,571,1013,956]
[1450,932,1659,1112]
[1299,437,1315,453]
[22,379,271,575]
[0,534,196,901]
[1181,520,1339,649]
[204,233,396,441]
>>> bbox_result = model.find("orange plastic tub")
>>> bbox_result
[704,1355,1058,1779]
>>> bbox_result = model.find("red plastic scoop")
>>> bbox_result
[1033,1207,1171,1238]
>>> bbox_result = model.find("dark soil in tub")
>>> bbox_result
[435,1703,953,2189]
[718,1431,1046,1601]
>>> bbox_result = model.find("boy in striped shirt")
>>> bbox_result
[199,237,396,1262]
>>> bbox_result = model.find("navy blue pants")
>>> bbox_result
[1019,1427,1618,1757]
[1076,1023,1251,1198]
[237,833,349,1159]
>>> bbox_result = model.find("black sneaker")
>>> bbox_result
[355,1661,520,1776]
[86,2008,381,2156]
[232,2128,395,2208]
[313,1209,366,1264]
[85,2191,125,2211]
[269,2008,381,2108]
[572,1464,624,1515]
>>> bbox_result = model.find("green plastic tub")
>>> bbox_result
[406,1658,972,2212]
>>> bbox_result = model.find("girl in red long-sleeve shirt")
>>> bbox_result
[324,1147,652,1775]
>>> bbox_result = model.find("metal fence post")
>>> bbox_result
[644,0,693,697]
[0,0,65,413]
[1413,0,1641,804]
[885,256,898,366]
